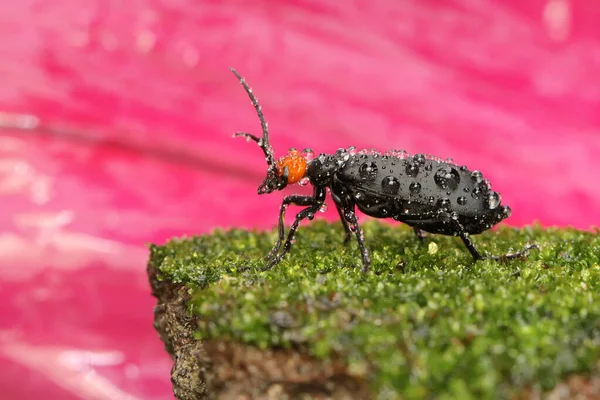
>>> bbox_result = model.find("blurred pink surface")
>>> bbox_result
[1,0,600,398]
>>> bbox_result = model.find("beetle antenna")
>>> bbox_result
[230,68,276,168]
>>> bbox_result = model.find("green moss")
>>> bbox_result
[149,220,600,399]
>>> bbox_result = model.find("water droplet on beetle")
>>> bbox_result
[428,196,435,204]
[434,166,461,190]
[359,162,378,180]
[437,197,451,208]
[413,154,426,165]
[471,170,483,183]
[354,192,364,200]
[335,148,350,162]
[347,146,357,155]
[405,162,419,177]
[409,182,421,194]
[472,180,490,199]
[319,203,328,213]
[425,163,433,171]
[486,191,501,209]
[301,148,315,161]
[457,196,467,205]
[298,177,310,186]
[450,211,459,220]
[381,176,400,195]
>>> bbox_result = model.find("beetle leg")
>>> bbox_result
[342,207,372,273]
[447,216,539,261]
[266,195,316,261]
[413,227,426,243]
[334,202,352,245]
[262,187,327,270]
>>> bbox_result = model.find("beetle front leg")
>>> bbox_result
[266,195,316,261]
[262,186,327,271]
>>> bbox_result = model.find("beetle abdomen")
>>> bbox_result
[335,150,510,233]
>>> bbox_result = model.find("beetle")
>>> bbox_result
[230,68,537,272]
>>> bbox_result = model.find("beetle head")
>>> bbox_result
[231,68,308,195]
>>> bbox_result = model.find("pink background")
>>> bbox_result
[1,1,599,398]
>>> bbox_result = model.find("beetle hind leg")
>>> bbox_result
[456,223,539,261]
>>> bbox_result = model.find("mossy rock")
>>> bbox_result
[147,220,600,399]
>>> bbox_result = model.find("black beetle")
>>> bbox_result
[230,68,537,272]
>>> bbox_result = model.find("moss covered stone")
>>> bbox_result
[149,220,600,399]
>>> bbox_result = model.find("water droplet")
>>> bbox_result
[437,197,451,208]
[445,157,454,163]
[486,192,501,209]
[471,180,491,199]
[434,167,461,190]
[347,146,357,155]
[335,148,350,162]
[425,163,433,171]
[381,176,400,195]
[405,162,419,177]
[459,165,468,171]
[359,162,378,180]
[457,196,467,205]
[428,196,435,204]
[450,211,459,220]
[471,170,483,183]
[298,177,310,186]
[354,192,364,200]
[319,203,328,213]
[413,154,426,165]
[502,205,512,217]
[301,148,315,161]
[288,147,297,152]
[409,182,421,194]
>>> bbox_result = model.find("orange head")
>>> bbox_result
[276,149,307,185]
